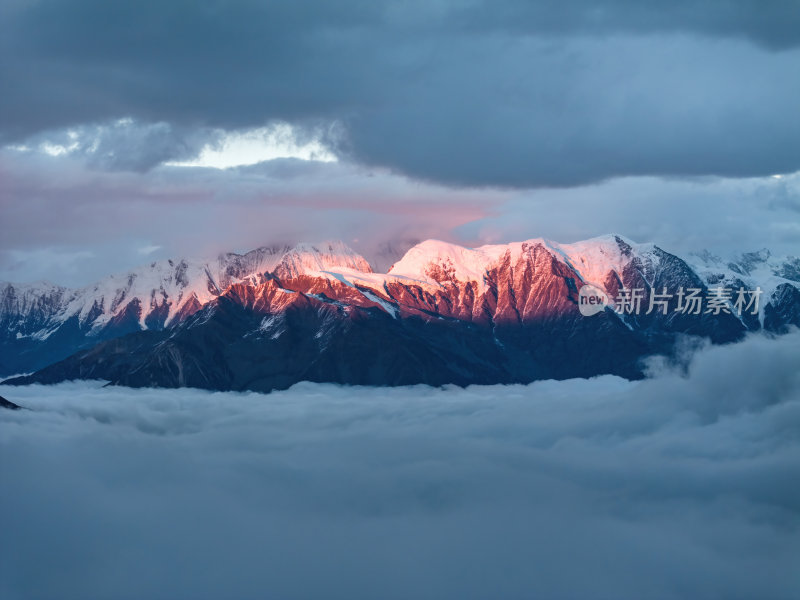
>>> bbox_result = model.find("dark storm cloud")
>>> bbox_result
[1,331,799,599]
[1,0,798,186]
[454,0,800,49]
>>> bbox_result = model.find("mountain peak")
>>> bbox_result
[389,240,492,285]
[272,241,372,279]
[387,235,650,288]
[3,233,799,383]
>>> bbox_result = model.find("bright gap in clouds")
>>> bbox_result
[165,123,338,168]
[3,120,338,169]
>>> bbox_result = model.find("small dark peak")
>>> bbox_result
[174,260,189,287]
[650,245,670,261]
[145,299,171,329]
[764,283,800,333]
[0,395,23,410]
[726,276,761,332]
[692,249,721,265]
[85,298,104,323]
[746,248,771,262]
[106,297,143,334]
[425,258,458,285]
[173,292,203,322]
[773,256,800,283]
[613,235,634,257]
[731,249,771,276]
[522,240,548,255]
[727,262,745,276]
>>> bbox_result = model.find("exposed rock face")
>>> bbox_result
[0,395,23,410]
[2,235,798,391]
[764,283,800,333]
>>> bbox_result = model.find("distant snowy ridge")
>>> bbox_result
[3,236,797,330]
[385,234,657,291]
[2,234,798,380]
[2,241,373,334]
[688,247,800,297]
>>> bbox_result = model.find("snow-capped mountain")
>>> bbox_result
[2,235,798,389]
[271,241,373,279]
[0,242,371,375]
[687,247,800,332]
[688,247,800,299]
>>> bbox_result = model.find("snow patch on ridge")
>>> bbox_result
[360,290,399,318]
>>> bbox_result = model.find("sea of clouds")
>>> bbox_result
[1,331,799,600]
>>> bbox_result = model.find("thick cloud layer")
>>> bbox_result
[1,0,799,186]
[464,171,800,257]
[3,141,797,286]
[0,146,496,284]
[2,331,799,599]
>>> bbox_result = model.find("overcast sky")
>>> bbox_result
[1,0,798,285]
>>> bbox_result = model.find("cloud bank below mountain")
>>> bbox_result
[1,330,799,599]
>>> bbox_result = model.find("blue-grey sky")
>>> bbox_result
[0,0,798,285]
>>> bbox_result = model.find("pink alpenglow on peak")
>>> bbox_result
[2,234,799,382]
